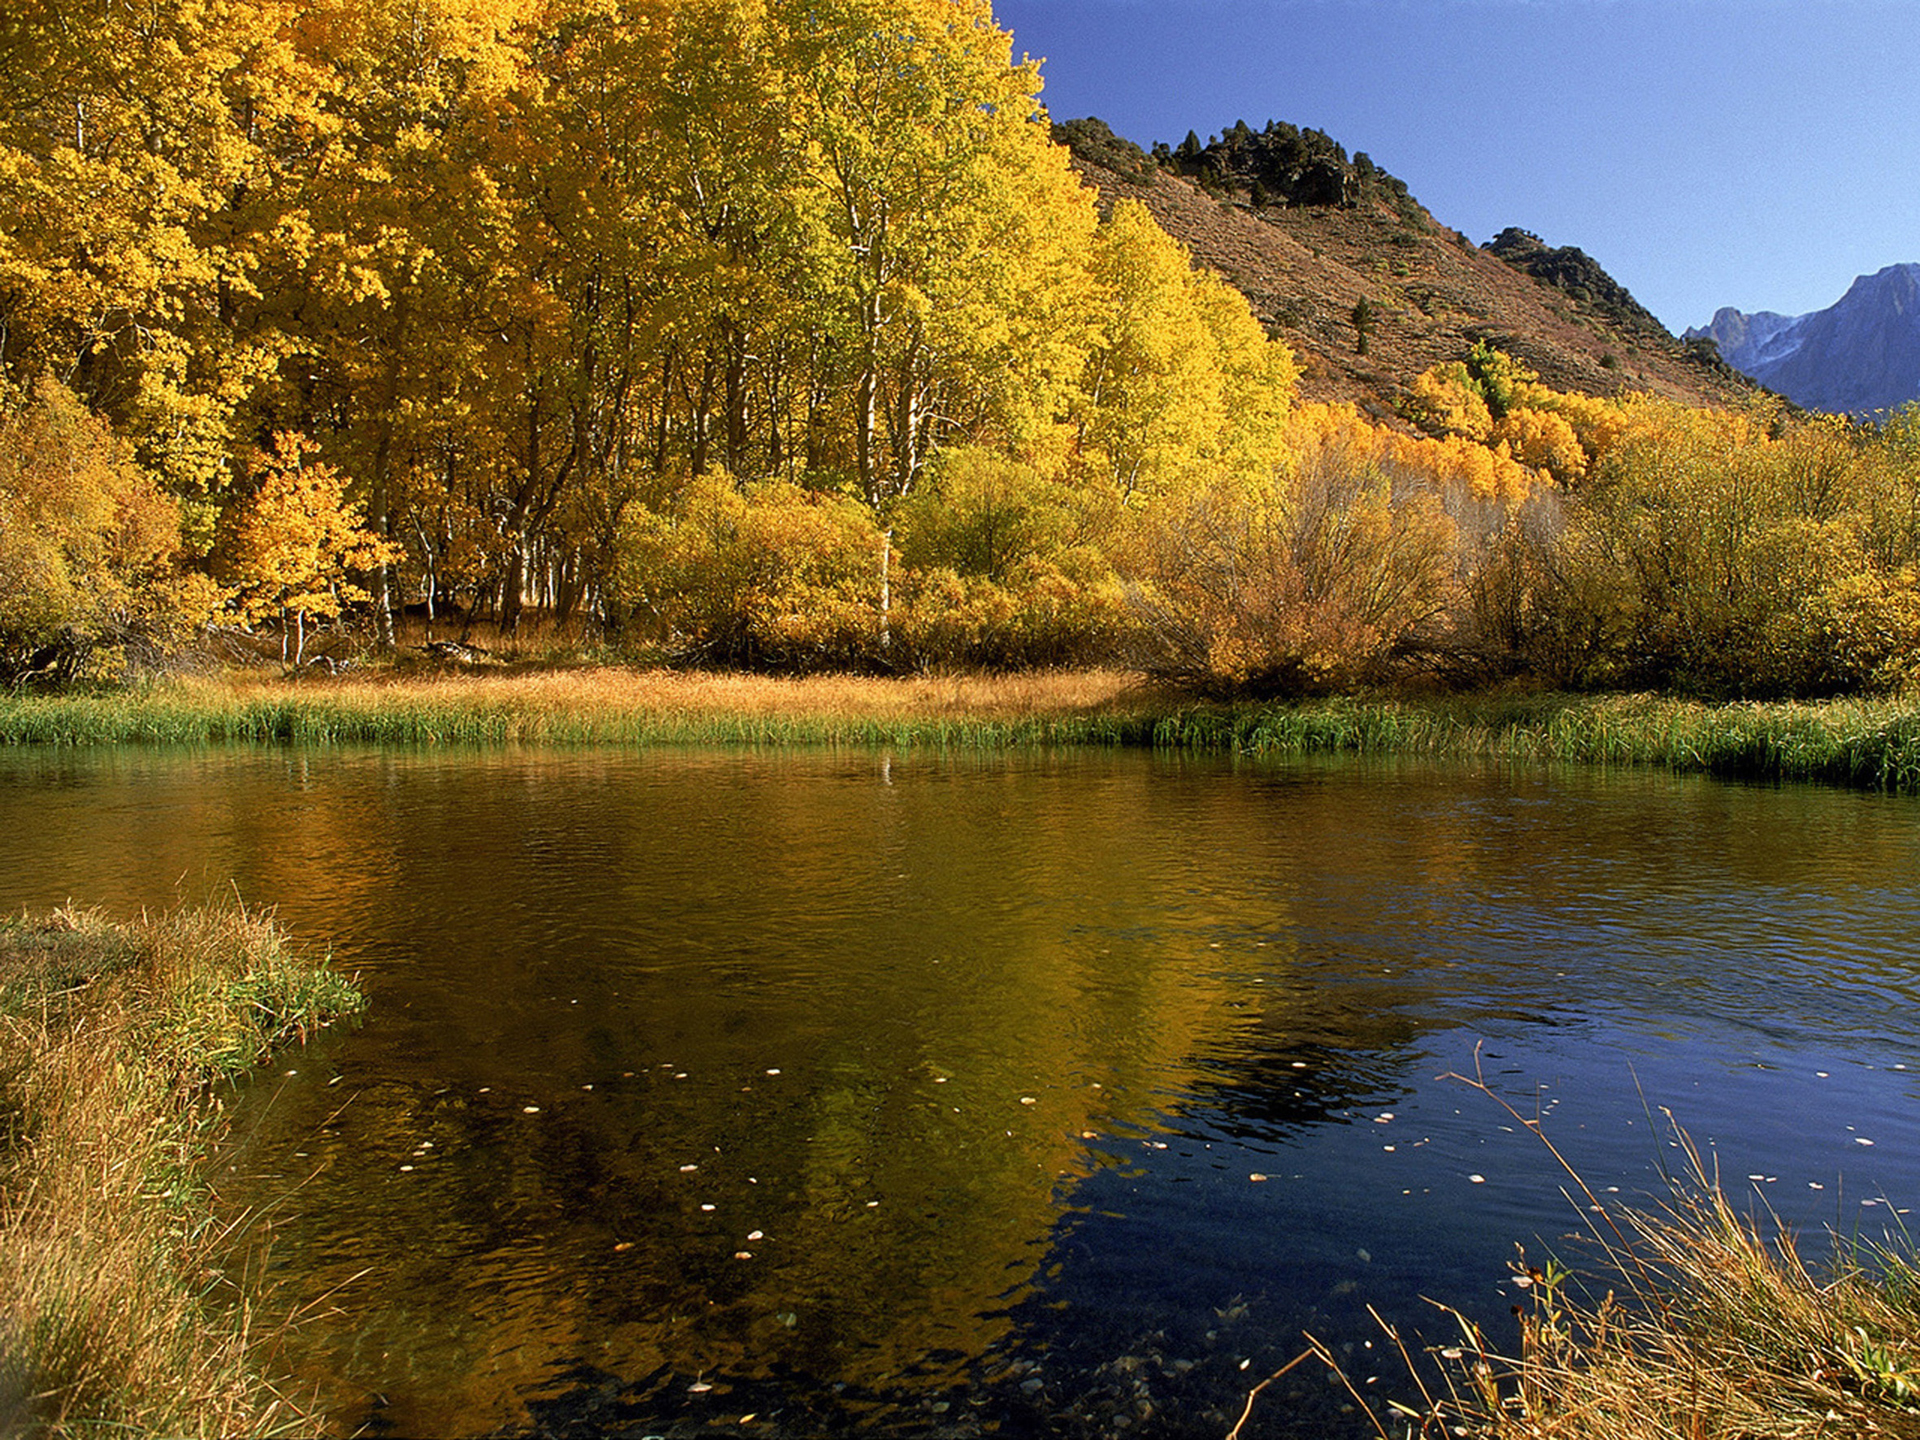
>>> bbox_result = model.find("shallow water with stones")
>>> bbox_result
[3,745,1918,1437]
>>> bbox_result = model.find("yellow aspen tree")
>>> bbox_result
[224,433,395,664]
[1078,199,1296,496]
[775,0,1099,502]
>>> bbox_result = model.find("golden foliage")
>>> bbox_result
[221,433,396,664]
[1123,427,1459,695]
[614,475,888,669]
[1076,198,1298,497]
[893,448,1130,666]
[0,377,209,682]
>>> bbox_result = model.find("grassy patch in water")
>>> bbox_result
[4,671,1920,789]
[0,903,365,1438]
[1432,1173,1920,1440]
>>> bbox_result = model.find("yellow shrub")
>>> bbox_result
[0,377,207,683]
[1122,443,1459,695]
[613,474,889,669]
[889,447,1131,666]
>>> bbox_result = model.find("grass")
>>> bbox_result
[0,902,365,1438]
[1434,1176,1920,1439]
[0,667,1174,748]
[1261,1067,1920,1440]
[7,668,1920,791]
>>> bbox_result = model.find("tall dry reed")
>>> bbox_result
[1244,1062,1920,1440]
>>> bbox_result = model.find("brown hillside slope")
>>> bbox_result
[1058,120,1754,422]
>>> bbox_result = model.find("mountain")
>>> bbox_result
[1687,264,1920,416]
[1052,118,1755,423]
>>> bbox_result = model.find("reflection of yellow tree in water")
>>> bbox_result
[187,750,1916,1436]
[216,755,1274,1433]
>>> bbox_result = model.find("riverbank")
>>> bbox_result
[0,904,365,1438]
[4,668,1920,790]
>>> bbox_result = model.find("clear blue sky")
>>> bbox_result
[996,0,1920,333]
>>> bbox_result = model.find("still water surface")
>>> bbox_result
[3,747,1919,1436]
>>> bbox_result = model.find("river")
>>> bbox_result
[2,746,1916,1436]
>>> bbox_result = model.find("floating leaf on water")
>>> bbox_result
[523,1106,540,1114]
[1857,1137,1876,1146]
[766,1069,781,1076]
[1374,1113,1394,1124]
[680,1164,699,1172]
[614,1241,634,1252]
[399,1165,414,1172]
[739,1415,756,1426]
[1468,1174,1486,1184]
[1020,1096,1037,1105]
[1249,1173,1268,1183]
[701,1203,716,1212]
[747,1230,763,1241]
[866,1200,880,1208]
[1081,1130,1098,1140]
[734,1251,753,1260]
[689,1381,712,1394]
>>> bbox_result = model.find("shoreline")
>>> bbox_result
[3,668,1919,791]
[0,904,366,1437]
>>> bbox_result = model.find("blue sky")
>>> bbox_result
[995,0,1920,333]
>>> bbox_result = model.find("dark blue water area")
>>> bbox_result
[986,1013,1920,1437]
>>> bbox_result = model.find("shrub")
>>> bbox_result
[613,474,888,670]
[1122,436,1458,696]
[0,378,212,686]
[890,448,1131,667]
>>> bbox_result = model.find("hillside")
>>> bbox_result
[1054,118,1754,423]
[1687,263,1920,416]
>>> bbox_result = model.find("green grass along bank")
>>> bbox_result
[5,674,1920,792]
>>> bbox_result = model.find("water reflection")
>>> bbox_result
[1,748,1918,1435]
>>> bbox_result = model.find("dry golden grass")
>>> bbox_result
[11,663,1181,749]
[0,905,363,1438]
[219,664,1155,721]
[293,664,1144,721]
